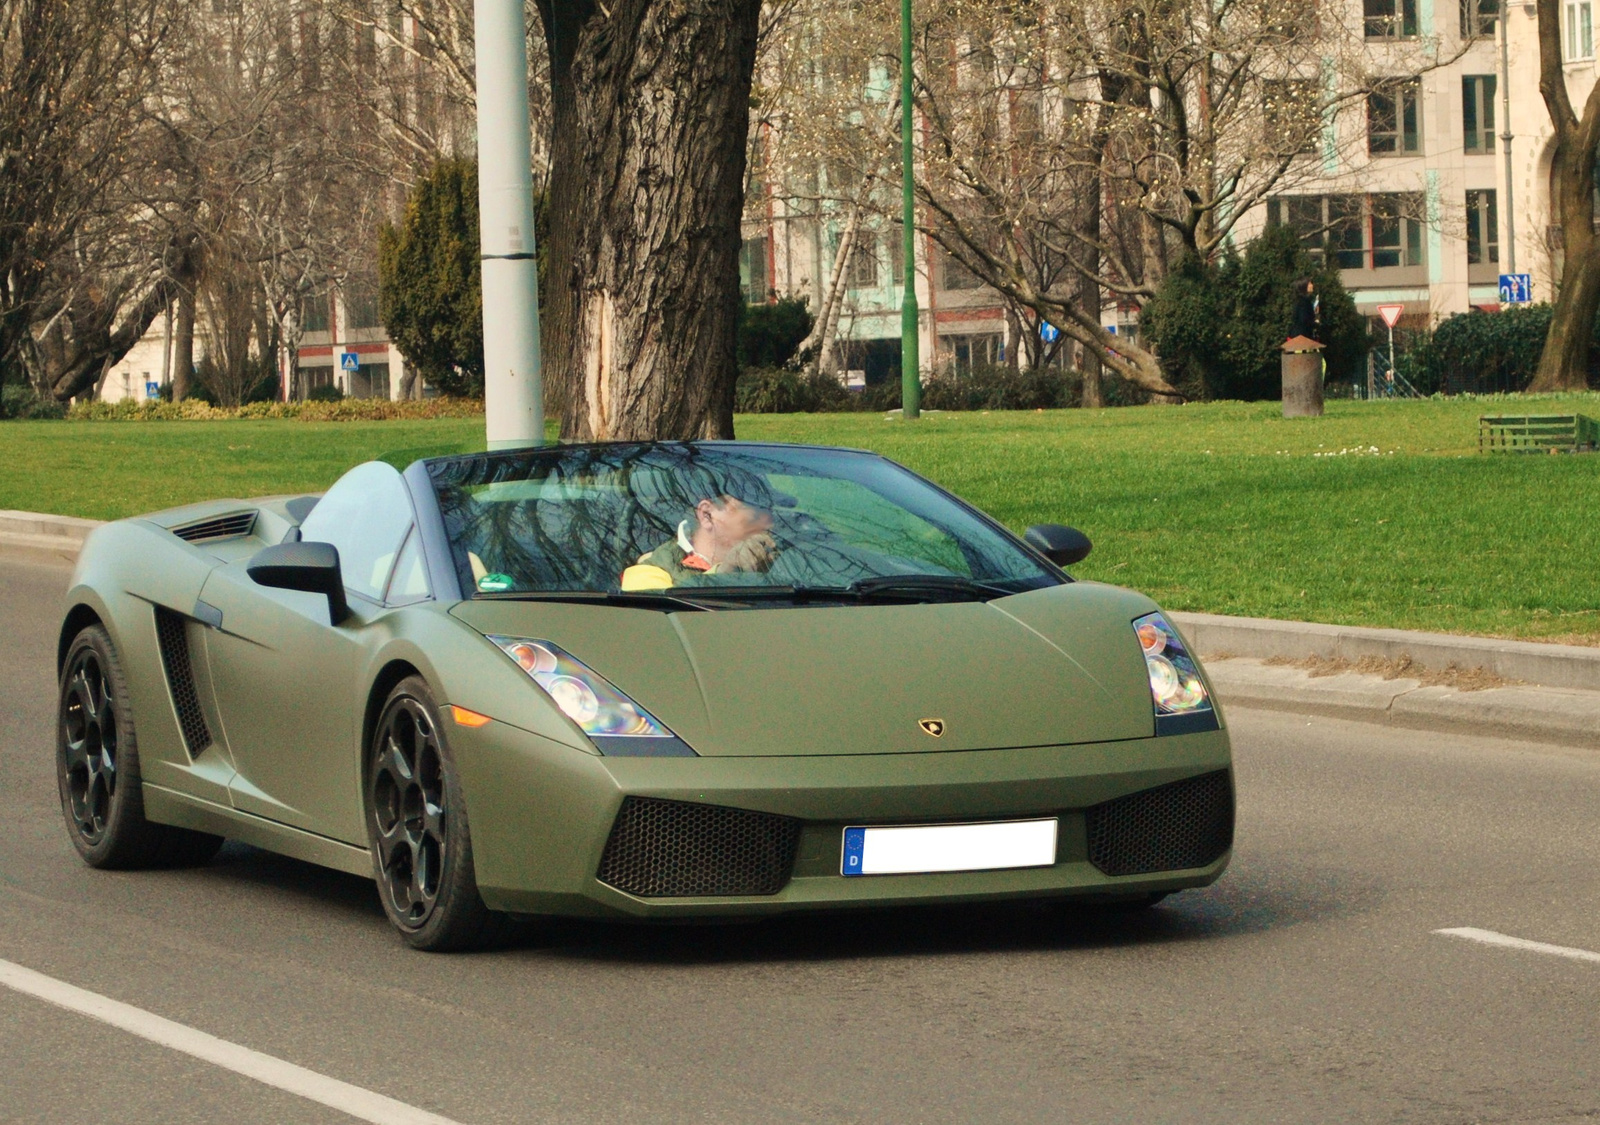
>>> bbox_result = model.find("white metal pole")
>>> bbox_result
[474,0,543,448]
[1388,322,1396,391]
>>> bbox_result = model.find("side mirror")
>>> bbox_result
[1024,524,1093,568]
[248,541,349,624]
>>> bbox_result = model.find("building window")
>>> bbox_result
[301,287,330,334]
[1466,189,1500,265]
[1460,0,1497,35]
[1365,0,1418,37]
[945,333,1001,373]
[940,250,983,291]
[846,235,880,290]
[1368,81,1421,155]
[1268,194,1425,272]
[1263,79,1321,155]
[1463,75,1497,152]
[1266,195,1331,263]
[1566,0,1594,58]
[344,276,380,330]
[1370,194,1425,268]
[740,236,770,304]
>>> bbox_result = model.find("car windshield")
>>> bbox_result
[427,443,1061,600]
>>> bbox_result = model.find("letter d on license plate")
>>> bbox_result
[841,818,1058,876]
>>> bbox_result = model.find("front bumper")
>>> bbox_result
[453,720,1233,920]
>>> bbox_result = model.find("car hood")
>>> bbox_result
[449,582,1161,757]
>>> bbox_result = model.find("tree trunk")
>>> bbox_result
[172,286,196,401]
[799,205,863,378]
[1531,0,1600,390]
[535,0,763,441]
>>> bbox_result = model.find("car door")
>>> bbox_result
[199,462,417,845]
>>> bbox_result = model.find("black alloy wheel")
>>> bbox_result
[60,643,119,845]
[367,676,499,950]
[371,696,448,927]
[56,624,223,869]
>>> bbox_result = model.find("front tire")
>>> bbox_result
[57,624,223,869]
[367,676,500,951]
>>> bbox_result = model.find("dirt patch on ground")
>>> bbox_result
[1262,653,1519,692]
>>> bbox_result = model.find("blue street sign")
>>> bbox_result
[1499,273,1532,304]
[340,351,361,372]
[145,381,159,399]
[1039,321,1060,343]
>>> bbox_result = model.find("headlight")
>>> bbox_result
[1132,613,1213,719]
[487,637,685,750]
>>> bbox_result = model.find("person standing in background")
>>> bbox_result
[1289,278,1321,342]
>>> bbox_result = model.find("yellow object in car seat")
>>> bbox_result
[620,564,675,592]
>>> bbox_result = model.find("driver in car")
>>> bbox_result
[622,492,780,590]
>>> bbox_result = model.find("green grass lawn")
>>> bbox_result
[4,394,1598,643]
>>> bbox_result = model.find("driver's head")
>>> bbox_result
[694,494,773,552]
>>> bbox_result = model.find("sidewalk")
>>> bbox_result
[3,509,1596,748]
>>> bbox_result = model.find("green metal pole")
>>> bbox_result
[899,0,921,419]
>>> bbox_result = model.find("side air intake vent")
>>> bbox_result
[171,512,256,543]
[154,608,211,756]
[597,797,802,898]
[1086,770,1234,877]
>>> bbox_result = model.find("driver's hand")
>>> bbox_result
[714,531,779,574]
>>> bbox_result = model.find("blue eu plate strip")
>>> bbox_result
[841,827,866,876]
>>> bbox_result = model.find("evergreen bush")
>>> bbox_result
[379,158,484,398]
[738,298,813,369]
[1142,225,1367,400]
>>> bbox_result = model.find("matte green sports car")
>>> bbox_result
[56,442,1233,950]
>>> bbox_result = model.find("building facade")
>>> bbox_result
[744,0,1599,371]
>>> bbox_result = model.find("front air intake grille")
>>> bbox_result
[1086,770,1234,877]
[171,511,257,543]
[597,797,802,897]
[154,608,211,756]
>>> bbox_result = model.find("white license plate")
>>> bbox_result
[840,818,1058,877]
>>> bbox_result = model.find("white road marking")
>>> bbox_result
[1434,927,1600,966]
[0,957,463,1125]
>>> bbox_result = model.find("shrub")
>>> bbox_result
[920,364,1077,410]
[68,396,485,422]
[734,362,1085,413]
[738,297,813,369]
[735,367,852,413]
[306,383,345,402]
[0,381,67,419]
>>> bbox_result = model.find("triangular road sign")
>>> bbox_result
[1376,304,1405,329]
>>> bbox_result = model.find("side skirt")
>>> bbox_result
[142,785,373,878]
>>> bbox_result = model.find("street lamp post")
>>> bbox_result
[899,0,921,419]
[474,0,544,449]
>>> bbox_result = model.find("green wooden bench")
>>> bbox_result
[1479,414,1599,454]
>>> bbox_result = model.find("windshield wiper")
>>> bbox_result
[844,575,1013,601]
[474,590,709,612]
[681,577,1012,604]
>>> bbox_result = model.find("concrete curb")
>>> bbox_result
[1170,610,1600,692]
[1206,658,1600,749]
[0,510,101,566]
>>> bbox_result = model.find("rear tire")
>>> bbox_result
[57,624,224,869]
[366,676,503,951]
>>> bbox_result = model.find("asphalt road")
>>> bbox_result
[2,555,1598,1124]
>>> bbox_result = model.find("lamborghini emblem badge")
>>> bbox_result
[919,719,946,737]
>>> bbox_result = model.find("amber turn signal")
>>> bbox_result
[447,705,493,728]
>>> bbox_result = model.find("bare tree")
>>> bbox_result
[0,0,184,399]
[905,0,1455,398]
[1531,0,1600,390]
